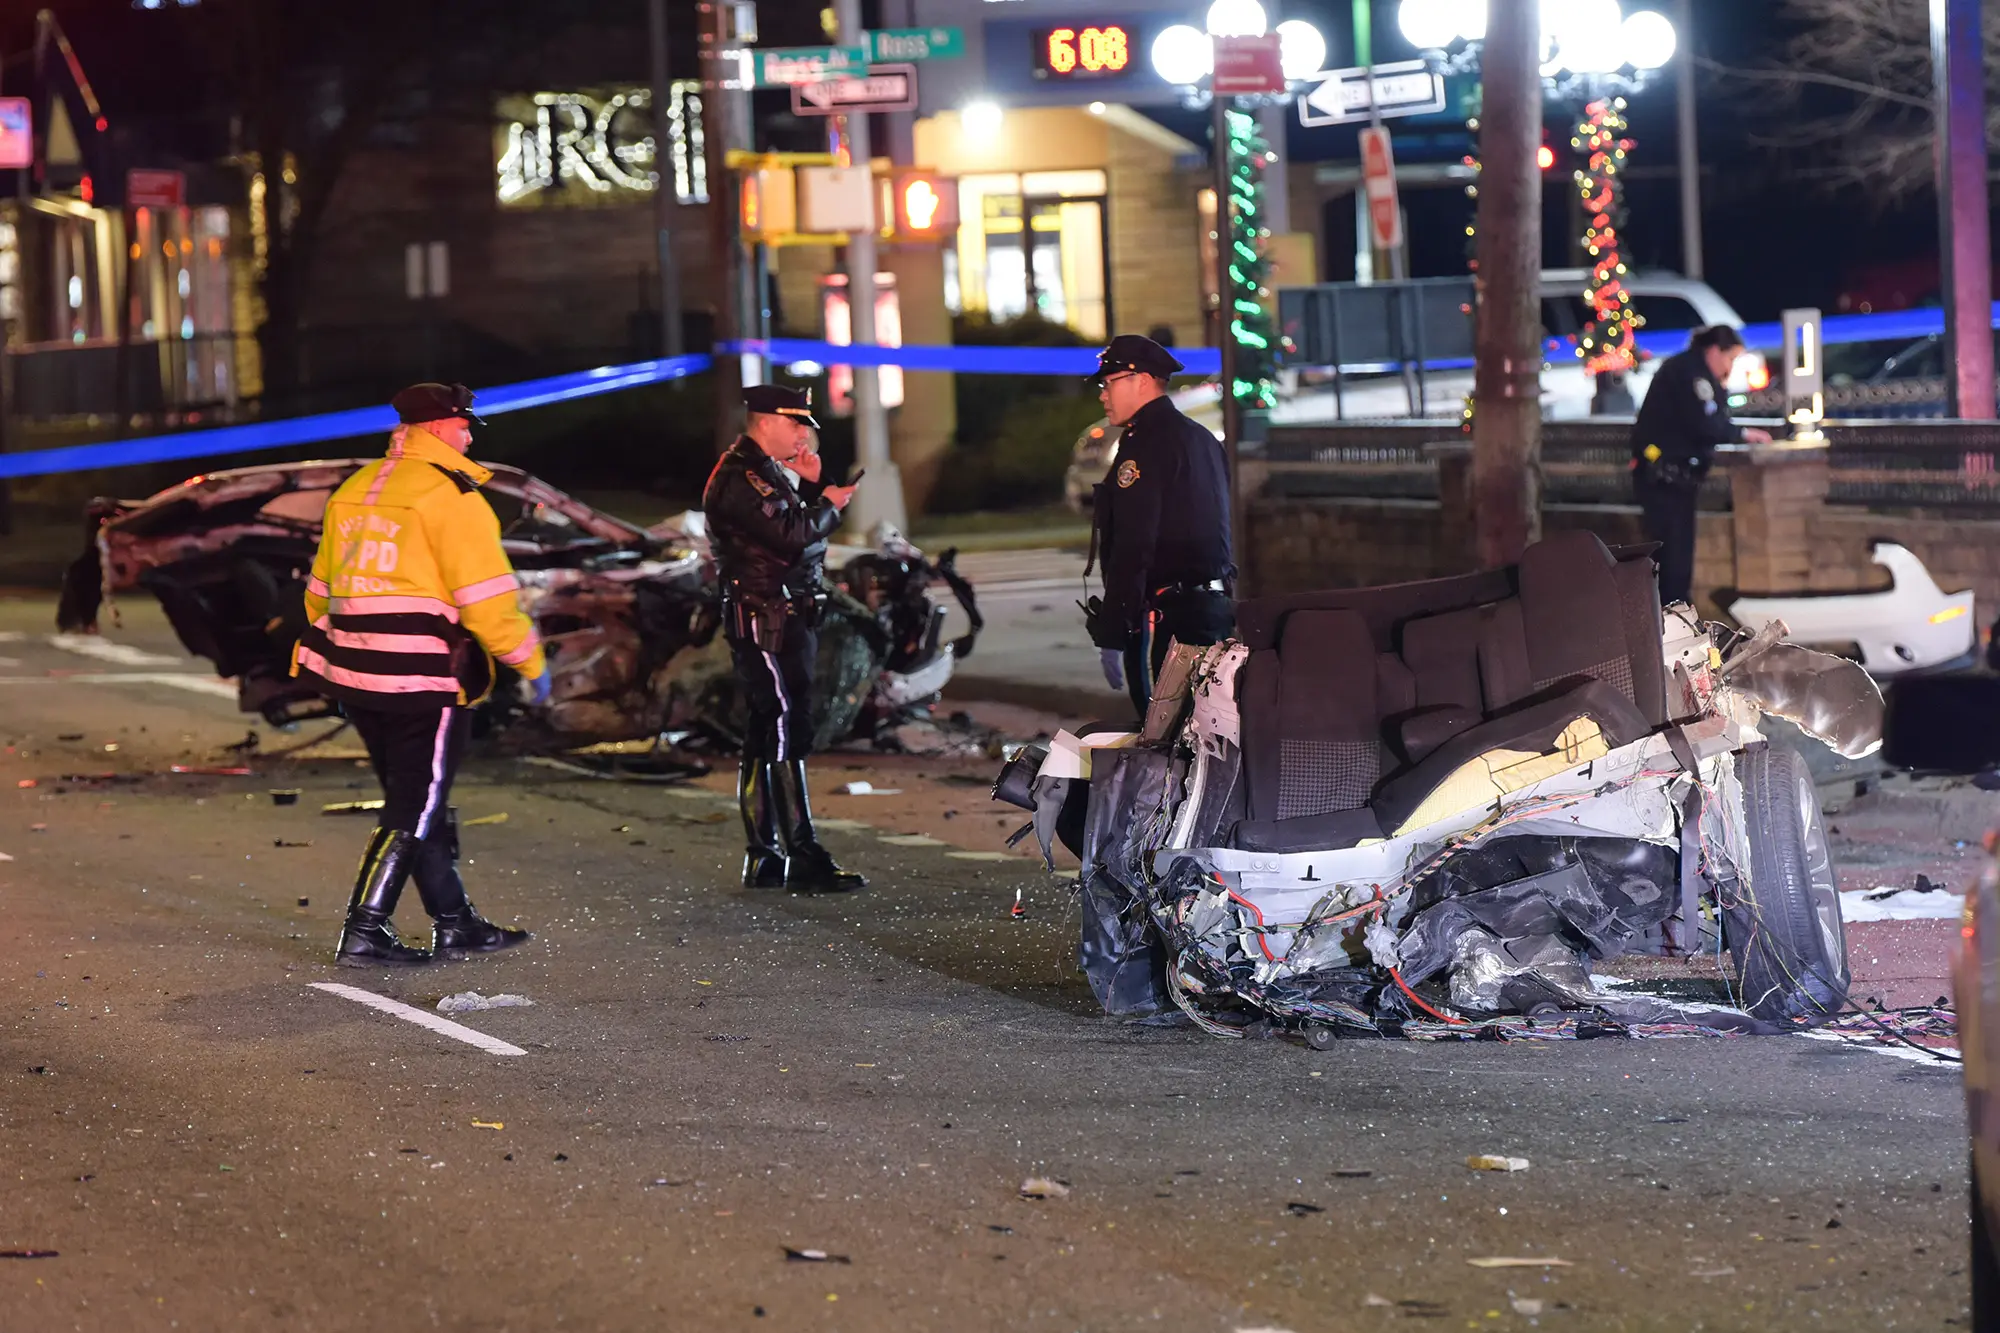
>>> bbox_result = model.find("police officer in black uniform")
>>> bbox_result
[1629,324,1773,606]
[703,385,866,893]
[1084,334,1236,717]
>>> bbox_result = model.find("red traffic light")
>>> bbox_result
[889,169,958,239]
[1537,143,1556,170]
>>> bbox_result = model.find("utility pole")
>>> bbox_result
[832,0,907,533]
[648,0,684,358]
[1470,0,1541,568]
[1932,0,1994,420]
[1673,0,1701,280]
[1353,0,1404,280]
[698,0,754,454]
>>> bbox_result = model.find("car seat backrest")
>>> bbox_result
[1476,598,1534,714]
[1399,607,1485,715]
[1610,553,1668,726]
[1376,652,1416,716]
[1271,608,1381,819]
[1517,530,1636,705]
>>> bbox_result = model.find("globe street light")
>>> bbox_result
[1150,1,1329,91]
[1396,0,1676,82]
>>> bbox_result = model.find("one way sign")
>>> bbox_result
[791,65,918,116]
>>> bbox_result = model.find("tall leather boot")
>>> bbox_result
[413,809,531,957]
[777,759,867,893]
[336,827,432,967]
[739,756,786,888]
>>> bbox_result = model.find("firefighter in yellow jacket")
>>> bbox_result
[294,382,550,966]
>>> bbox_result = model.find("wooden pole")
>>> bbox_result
[1471,0,1542,568]
[1932,0,1994,420]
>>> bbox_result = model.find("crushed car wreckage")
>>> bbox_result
[994,531,1875,1042]
[56,460,982,758]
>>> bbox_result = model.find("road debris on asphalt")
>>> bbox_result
[1466,1257,1572,1269]
[835,781,901,795]
[171,765,252,776]
[437,992,535,1013]
[270,789,301,806]
[783,1247,852,1264]
[1019,1177,1071,1199]
[1466,1155,1531,1173]
[0,1250,59,1259]
[1511,1299,1546,1315]
[1284,1201,1324,1215]
[463,812,509,827]
[1840,880,1965,922]
[322,800,386,816]
[273,839,312,848]
[472,1120,505,1131]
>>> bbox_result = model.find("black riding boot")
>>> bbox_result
[336,827,432,967]
[777,759,866,893]
[413,809,531,957]
[739,756,786,888]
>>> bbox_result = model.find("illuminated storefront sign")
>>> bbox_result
[494,83,706,207]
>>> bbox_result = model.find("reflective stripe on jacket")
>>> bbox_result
[292,427,545,712]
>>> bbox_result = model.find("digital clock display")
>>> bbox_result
[1031,24,1134,79]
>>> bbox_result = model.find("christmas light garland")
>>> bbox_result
[1572,96,1643,376]
[1221,108,1277,411]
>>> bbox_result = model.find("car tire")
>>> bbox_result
[1722,746,1850,1024]
[1976,1156,2000,1328]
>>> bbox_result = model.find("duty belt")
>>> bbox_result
[1153,579,1227,597]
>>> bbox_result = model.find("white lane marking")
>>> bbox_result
[0,631,23,643]
[307,982,528,1057]
[1800,1028,1959,1066]
[47,634,183,666]
[0,672,236,699]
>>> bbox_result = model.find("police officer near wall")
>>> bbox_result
[1629,324,1773,606]
[294,382,549,966]
[704,385,867,893]
[1084,334,1236,717]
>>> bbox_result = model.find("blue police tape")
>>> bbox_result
[721,337,1224,377]
[0,354,712,481]
[2,302,1991,481]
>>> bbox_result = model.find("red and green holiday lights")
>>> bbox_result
[1572,96,1643,375]
[1221,108,1277,412]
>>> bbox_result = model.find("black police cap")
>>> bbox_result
[743,383,820,428]
[391,382,483,425]
[1089,334,1184,382]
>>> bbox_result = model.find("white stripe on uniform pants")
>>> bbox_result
[761,649,793,761]
[417,706,453,838]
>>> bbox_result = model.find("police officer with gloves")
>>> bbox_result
[703,385,867,893]
[1083,334,1236,716]
[1629,325,1772,606]
[294,382,546,967]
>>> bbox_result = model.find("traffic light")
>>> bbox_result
[1537,136,1555,171]
[885,169,958,241]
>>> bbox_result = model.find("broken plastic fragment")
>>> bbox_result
[436,992,534,1013]
[783,1247,851,1264]
[1018,1177,1070,1199]
[1466,1256,1571,1268]
[322,799,386,815]
[1466,1155,1530,1173]
[463,812,508,827]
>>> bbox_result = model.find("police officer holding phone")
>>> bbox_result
[1630,324,1773,606]
[1083,334,1236,717]
[703,385,867,893]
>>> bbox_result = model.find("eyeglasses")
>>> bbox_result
[1095,371,1143,390]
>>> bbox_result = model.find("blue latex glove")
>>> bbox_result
[1100,648,1125,693]
[526,668,553,707]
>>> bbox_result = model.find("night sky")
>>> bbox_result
[4,0,1951,325]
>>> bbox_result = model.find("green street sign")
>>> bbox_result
[862,27,965,62]
[754,45,867,88]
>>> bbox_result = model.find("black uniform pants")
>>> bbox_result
[1633,472,1699,607]
[346,703,471,840]
[1124,587,1236,718]
[728,615,819,761]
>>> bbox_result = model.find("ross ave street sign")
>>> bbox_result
[861,27,963,62]
[791,66,919,116]
[1298,60,1446,127]
[754,45,867,88]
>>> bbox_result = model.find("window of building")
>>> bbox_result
[949,169,1108,339]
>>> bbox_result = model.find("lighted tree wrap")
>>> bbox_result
[1221,107,1277,411]
[1572,96,1643,375]
[1460,104,1483,432]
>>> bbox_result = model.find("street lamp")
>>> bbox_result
[1398,0,1675,87]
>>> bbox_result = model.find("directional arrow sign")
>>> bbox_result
[1298,60,1446,127]
[791,65,918,116]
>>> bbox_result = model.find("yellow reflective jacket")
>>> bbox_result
[292,427,545,711]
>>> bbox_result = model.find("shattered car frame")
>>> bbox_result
[57,460,982,753]
[997,531,1874,1041]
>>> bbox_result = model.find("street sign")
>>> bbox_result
[1359,126,1403,251]
[1212,34,1286,96]
[861,26,963,62]
[126,168,186,210]
[0,98,30,170]
[1298,60,1446,127]
[791,65,918,116]
[754,45,867,88]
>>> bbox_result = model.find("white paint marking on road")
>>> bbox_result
[0,631,23,643]
[1800,1028,1959,1067]
[307,982,529,1057]
[0,672,236,699]
[47,634,184,666]
[946,850,1016,862]
[878,833,947,847]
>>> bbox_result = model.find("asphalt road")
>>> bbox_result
[0,593,1976,1332]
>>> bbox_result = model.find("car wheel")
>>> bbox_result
[1722,746,1850,1024]
[1976,1156,2000,1327]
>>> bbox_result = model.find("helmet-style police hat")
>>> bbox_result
[744,383,821,429]
[391,381,484,425]
[1089,334,1184,383]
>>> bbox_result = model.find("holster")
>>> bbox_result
[1637,456,1705,493]
[726,594,789,653]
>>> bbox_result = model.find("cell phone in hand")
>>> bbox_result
[846,468,867,486]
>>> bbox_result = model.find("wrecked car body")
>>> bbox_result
[996,531,1872,1041]
[57,460,981,753]
[1723,540,1976,677]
